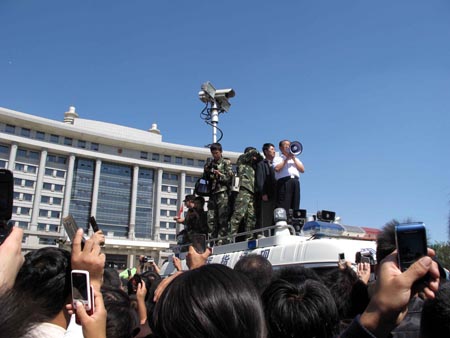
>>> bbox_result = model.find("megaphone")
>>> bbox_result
[289,141,303,156]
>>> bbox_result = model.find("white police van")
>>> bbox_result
[159,219,378,276]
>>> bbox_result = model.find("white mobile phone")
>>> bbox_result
[71,270,93,312]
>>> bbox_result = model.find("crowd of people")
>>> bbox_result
[177,140,306,244]
[0,219,449,338]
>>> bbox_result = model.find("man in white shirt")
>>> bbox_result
[272,140,305,214]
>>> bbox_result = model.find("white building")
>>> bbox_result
[0,106,239,268]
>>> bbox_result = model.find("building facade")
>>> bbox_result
[0,106,239,268]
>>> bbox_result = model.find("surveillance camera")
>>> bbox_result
[214,88,235,99]
[198,90,210,103]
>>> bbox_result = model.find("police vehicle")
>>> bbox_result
[159,208,379,276]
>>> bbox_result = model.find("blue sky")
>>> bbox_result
[1,1,449,242]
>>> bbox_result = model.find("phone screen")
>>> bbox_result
[72,271,91,309]
[0,169,13,221]
[395,223,427,272]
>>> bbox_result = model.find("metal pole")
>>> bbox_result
[211,101,219,143]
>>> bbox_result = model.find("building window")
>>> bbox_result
[24,180,34,188]
[163,155,171,163]
[175,157,182,164]
[15,163,25,171]
[152,153,160,161]
[43,182,52,190]
[64,137,73,146]
[50,211,60,219]
[26,165,37,174]
[21,128,31,137]
[29,151,39,160]
[0,160,6,168]
[18,221,29,230]
[54,184,64,192]
[56,170,65,178]
[187,158,194,166]
[5,124,15,134]
[198,159,205,167]
[45,168,53,176]
[53,197,62,205]
[140,151,148,159]
[91,143,99,151]
[17,149,27,157]
[39,237,56,245]
[39,210,49,217]
[78,140,86,149]
[0,145,9,154]
[50,134,59,143]
[36,131,45,140]
[41,196,51,204]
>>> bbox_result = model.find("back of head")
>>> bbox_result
[322,266,369,320]
[101,285,139,338]
[262,278,339,338]
[234,254,273,294]
[275,265,322,285]
[103,267,122,289]
[13,247,71,319]
[376,219,398,263]
[152,264,266,338]
[420,282,450,338]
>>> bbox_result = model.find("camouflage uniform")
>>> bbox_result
[204,157,233,239]
[229,149,263,237]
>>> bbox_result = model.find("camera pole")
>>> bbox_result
[198,81,235,145]
[210,101,219,144]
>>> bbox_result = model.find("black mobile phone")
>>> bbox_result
[361,256,371,264]
[0,169,14,245]
[191,234,206,254]
[63,215,85,249]
[395,223,427,272]
[338,252,345,264]
[89,216,99,232]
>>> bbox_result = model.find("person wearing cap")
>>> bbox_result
[174,194,207,244]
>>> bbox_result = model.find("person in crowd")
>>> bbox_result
[273,139,305,213]
[101,285,140,338]
[375,219,424,338]
[203,142,233,241]
[152,264,267,338]
[262,277,340,338]
[193,196,208,236]
[234,254,273,295]
[420,281,450,338]
[322,265,370,327]
[340,248,440,338]
[13,246,72,337]
[255,143,277,233]
[229,146,263,240]
[175,194,208,245]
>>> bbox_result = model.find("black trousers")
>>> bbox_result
[275,176,300,213]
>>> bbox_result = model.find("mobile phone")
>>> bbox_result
[63,215,85,249]
[338,252,345,264]
[395,223,427,272]
[71,270,93,312]
[0,169,14,245]
[191,234,206,254]
[89,216,99,232]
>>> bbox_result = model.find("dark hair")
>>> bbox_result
[262,143,274,153]
[234,254,273,294]
[376,219,399,263]
[103,267,122,289]
[278,140,289,148]
[275,265,322,285]
[262,278,339,338]
[102,285,139,338]
[0,289,37,337]
[421,282,450,338]
[13,247,71,319]
[152,264,266,338]
[322,266,369,320]
[210,142,223,152]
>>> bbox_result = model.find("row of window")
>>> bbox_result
[15,163,37,173]
[4,124,208,167]
[4,124,100,151]
[161,198,177,205]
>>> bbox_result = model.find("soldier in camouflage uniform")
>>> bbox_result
[203,143,233,240]
[229,147,264,239]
